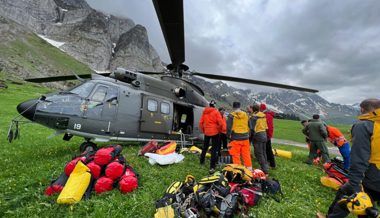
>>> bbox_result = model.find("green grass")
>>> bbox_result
[0,81,358,218]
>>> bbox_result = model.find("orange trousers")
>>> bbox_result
[228,139,252,168]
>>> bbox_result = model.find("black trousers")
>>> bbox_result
[266,139,276,168]
[200,134,220,169]
[219,133,228,150]
[327,186,380,218]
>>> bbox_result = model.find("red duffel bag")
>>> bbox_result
[94,145,122,166]
[95,177,115,194]
[118,167,138,194]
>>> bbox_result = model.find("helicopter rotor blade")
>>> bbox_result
[191,72,318,93]
[24,72,111,83]
[137,71,166,75]
[152,0,185,70]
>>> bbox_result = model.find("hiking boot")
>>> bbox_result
[209,168,215,174]
[315,212,326,218]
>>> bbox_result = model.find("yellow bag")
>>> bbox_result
[156,141,177,155]
[57,161,91,204]
[189,146,211,158]
[154,205,175,218]
[222,164,253,182]
[320,176,342,190]
[272,149,292,159]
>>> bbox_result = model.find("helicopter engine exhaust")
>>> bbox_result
[174,87,186,98]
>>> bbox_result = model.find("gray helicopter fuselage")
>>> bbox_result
[19,70,208,143]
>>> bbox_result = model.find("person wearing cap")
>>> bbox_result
[302,114,330,164]
[251,104,269,174]
[218,107,228,151]
[199,100,224,174]
[260,103,276,168]
[227,101,253,170]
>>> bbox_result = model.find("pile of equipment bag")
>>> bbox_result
[154,164,283,218]
[138,140,185,165]
[320,157,348,190]
[45,145,139,204]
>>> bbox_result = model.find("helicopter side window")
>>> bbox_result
[161,102,170,114]
[147,99,158,112]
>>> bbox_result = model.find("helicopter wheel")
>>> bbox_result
[80,141,97,153]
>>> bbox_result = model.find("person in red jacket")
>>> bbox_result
[260,103,276,168]
[199,100,224,174]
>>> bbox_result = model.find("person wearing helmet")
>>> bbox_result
[317,98,380,218]
[199,100,224,174]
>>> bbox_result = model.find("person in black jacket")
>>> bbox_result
[317,98,380,218]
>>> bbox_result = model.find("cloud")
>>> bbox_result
[86,0,380,104]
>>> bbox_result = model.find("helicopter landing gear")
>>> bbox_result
[79,141,97,153]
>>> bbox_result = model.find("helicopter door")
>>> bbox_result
[140,95,173,134]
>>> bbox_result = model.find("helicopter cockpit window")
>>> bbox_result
[147,99,158,112]
[69,82,95,98]
[161,102,170,114]
[91,86,107,102]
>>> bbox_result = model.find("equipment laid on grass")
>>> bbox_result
[222,164,253,183]
[45,144,139,202]
[154,166,284,217]
[45,172,69,196]
[139,140,159,156]
[156,141,177,155]
[94,145,122,166]
[320,158,348,190]
[189,146,211,158]
[272,148,292,159]
[145,152,185,165]
[320,176,342,190]
[57,161,91,204]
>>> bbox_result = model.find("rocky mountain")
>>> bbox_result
[0,0,163,71]
[189,77,358,124]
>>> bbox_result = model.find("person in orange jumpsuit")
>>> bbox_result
[199,100,224,174]
[326,125,351,169]
[227,101,253,170]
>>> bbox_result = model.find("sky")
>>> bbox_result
[86,0,380,105]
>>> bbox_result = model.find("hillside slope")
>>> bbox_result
[0,16,92,85]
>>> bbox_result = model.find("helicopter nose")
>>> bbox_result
[17,99,38,121]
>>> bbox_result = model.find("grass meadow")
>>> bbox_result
[0,81,356,217]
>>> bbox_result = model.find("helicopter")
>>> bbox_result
[8,0,318,152]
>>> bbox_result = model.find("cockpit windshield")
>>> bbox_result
[68,82,96,98]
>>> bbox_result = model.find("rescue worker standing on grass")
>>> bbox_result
[199,100,224,174]
[251,104,269,174]
[325,125,351,170]
[302,114,330,164]
[260,103,276,168]
[227,101,253,170]
[317,98,380,218]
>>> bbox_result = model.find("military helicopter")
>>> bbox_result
[8,0,318,152]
